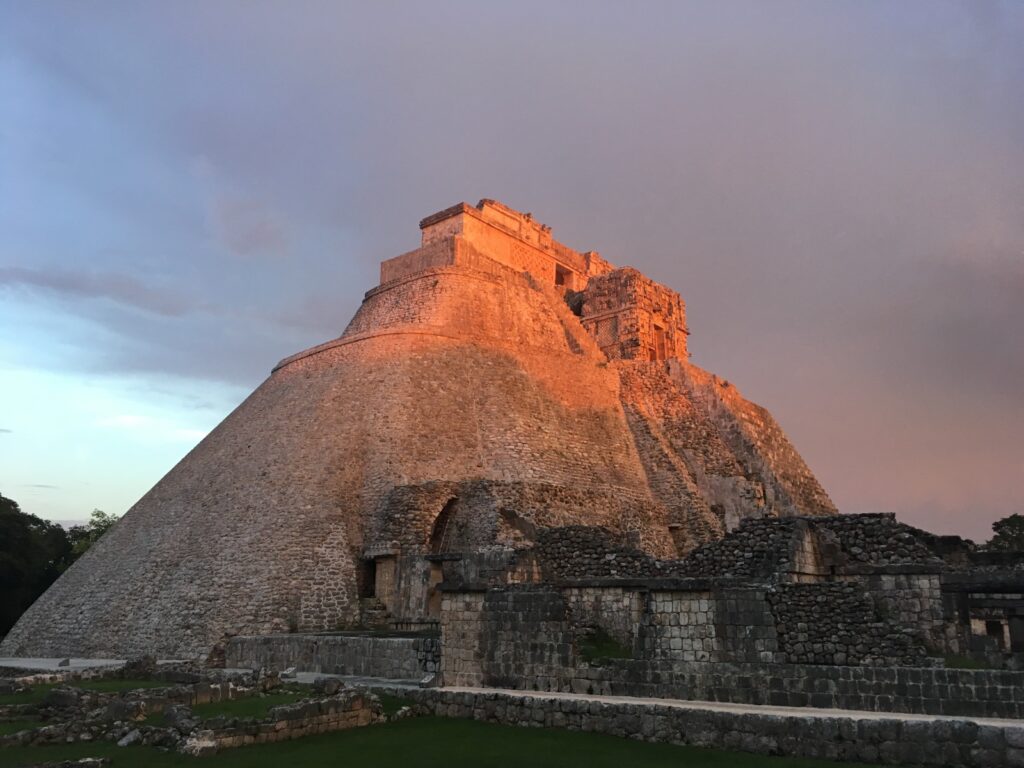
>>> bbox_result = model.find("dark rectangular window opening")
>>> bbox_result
[360,558,377,598]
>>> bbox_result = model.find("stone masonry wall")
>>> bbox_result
[405,687,1024,767]
[529,520,805,582]
[768,583,931,666]
[439,581,1024,719]
[440,584,782,688]
[441,592,487,687]
[640,588,780,664]
[816,514,944,566]
[225,634,439,679]
[440,588,1024,718]
[682,517,804,578]
[853,571,948,652]
[191,690,381,752]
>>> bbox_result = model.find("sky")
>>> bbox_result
[0,1,1021,541]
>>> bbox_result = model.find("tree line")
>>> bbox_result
[0,492,119,636]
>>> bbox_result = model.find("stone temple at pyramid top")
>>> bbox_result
[376,198,690,363]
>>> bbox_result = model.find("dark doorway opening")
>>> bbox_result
[359,559,376,598]
[652,324,667,361]
[554,264,571,287]
[985,620,1005,647]
[1010,616,1024,653]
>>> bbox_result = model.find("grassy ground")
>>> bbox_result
[943,654,991,669]
[0,721,38,737]
[375,692,413,716]
[138,690,312,726]
[192,690,309,720]
[0,679,169,706]
[0,716,880,768]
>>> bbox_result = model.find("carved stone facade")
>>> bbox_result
[581,268,689,362]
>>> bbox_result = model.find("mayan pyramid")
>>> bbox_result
[1,200,836,659]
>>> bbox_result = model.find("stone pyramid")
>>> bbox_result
[1,200,836,659]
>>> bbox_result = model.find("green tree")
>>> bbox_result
[0,492,72,636]
[986,513,1024,552]
[67,509,119,556]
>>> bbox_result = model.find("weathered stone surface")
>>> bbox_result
[1,199,835,659]
[438,579,1024,719]
[0,670,383,755]
[226,634,439,679]
[768,582,930,666]
[404,687,1024,768]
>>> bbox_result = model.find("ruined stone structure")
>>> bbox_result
[1,199,837,660]
[437,513,1024,718]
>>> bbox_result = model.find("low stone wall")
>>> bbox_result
[225,634,439,679]
[183,691,381,753]
[579,660,1024,720]
[404,687,1024,767]
[441,582,953,688]
[445,612,1024,722]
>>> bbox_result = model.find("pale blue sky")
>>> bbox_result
[1,1,1022,539]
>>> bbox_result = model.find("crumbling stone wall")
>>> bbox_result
[533,526,665,581]
[680,517,805,578]
[678,514,952,580]
[768,583,930,666]
[437,583,1024,719]
[192,690,381,752]
[814,514,943,566]
[672,361,838,521]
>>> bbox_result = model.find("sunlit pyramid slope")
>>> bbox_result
[2,200,836,659]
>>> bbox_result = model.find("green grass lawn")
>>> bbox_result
[0,679,170,706]
[943,654,991,670]
[138,688,408,726]
[139,690,311,726]
[192,690,309,720]
[0,721,39,737]
[375,692,413,716]
[0,716,880,768]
